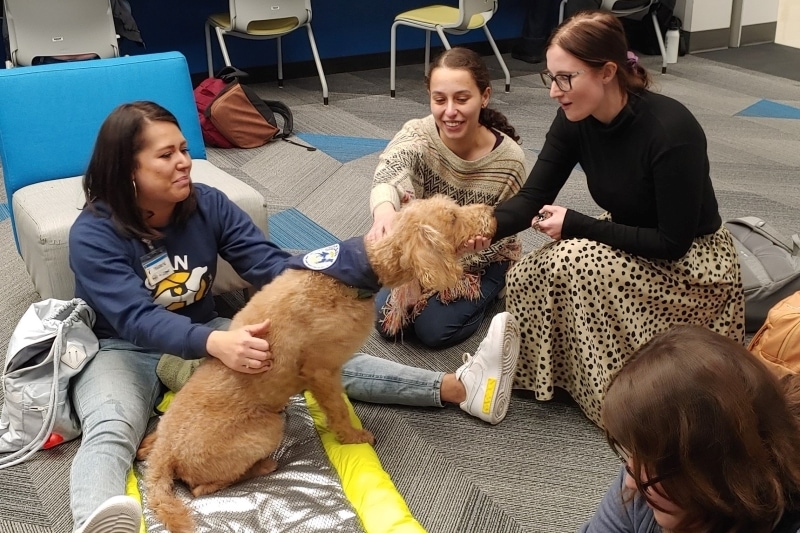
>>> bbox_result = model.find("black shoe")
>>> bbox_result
[511,45,543,64]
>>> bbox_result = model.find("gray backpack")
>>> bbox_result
[725,217,800,332]
[0,298,99,469]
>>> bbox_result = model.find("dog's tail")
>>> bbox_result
[145,453,195,533]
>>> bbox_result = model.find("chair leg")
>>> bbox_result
[390,21,400,97]
[305,24,329,105]
[204,22,214,78]
[214,27,233,68]
[424,31,432,74]
[651,11,668,74]
[484,26,511,92]
[277,36,284,88]
[435,27,451,50]
[558,0,567,23]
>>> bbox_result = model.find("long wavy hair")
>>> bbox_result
[603,325,800,532]
[548,10,652,95]
[83,101,197,241]
[425,47,520,142]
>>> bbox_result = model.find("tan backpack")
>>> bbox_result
[748,291,800,377]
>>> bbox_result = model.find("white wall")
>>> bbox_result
[674,0,734,32]
[741,0,780,25]
[776,0,800,48]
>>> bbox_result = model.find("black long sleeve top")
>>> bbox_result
[494,90,722,260]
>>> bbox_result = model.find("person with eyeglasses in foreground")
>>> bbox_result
[470,10,745,427]
[582,325,800,533]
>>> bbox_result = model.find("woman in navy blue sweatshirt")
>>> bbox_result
[67,101,293,533]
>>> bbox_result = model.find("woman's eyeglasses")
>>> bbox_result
[612,443,670,491]
[540,70,585,92]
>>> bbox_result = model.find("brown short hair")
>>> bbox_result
[548,10,651,95]
[603,325,800,532]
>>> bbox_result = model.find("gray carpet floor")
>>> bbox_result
[695,42,800,82]
[1,49,800,533]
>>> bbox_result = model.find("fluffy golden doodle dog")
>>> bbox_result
[136,195,496,533]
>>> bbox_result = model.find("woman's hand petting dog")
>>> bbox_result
[460,235,492,255]
[206,319,274,373]
[366,203,398,243]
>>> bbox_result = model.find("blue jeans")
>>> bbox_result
[69,317,230,531]
[341,353,445,407]
[374,261,509,349]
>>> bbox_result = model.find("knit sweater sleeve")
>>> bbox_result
[370,118,428,213]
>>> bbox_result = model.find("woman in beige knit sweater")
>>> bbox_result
[367,47,527,349]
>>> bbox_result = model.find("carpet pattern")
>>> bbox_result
[1,49,800,532]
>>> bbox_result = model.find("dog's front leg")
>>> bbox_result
[306,370,375,445]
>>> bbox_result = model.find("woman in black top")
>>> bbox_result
[488,11,744,425]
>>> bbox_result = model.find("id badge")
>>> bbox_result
[140,247,174,285]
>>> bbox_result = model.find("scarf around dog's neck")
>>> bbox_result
[285,237,380,298]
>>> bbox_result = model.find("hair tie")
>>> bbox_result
[627,51,639,68]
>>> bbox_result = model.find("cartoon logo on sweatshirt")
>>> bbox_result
[302,244,340,270]
[150,265,209,311]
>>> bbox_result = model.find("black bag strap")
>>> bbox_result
[215,66,249,83]
[261,99,315,150]
[263,99,293,138]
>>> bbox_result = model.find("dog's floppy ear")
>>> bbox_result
[400,223,463,292]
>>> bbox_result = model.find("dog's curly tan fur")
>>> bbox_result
[136,195,496,533]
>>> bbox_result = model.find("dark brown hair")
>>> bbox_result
[603,325,800,532]
[425,47,520,142]
[83,101,197,241]
[547,10,651,95]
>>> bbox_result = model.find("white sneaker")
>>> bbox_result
[75,495,141,533]
[455,312,520,424]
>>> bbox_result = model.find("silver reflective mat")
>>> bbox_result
[134,395,366,533]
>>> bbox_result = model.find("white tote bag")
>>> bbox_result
[0,298,99,469]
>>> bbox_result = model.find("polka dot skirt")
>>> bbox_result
[505,226,745,426]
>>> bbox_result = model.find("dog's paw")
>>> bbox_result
[253,457,278,476]
[337,428,376,446]
[136,432,156,460]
